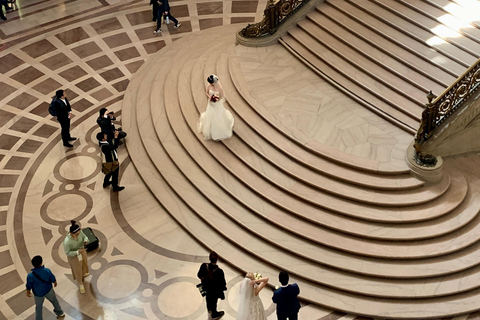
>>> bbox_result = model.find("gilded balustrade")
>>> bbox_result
[240,0,310,37]
[416,59,480,143]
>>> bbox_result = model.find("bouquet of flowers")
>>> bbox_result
[210,93,220,102]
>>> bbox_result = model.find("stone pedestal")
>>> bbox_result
[406,141,444,184]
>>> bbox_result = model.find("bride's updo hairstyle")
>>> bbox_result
[207,74,219,84]
[246,272,254,280]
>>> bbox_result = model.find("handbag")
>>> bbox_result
[102,161,119,174]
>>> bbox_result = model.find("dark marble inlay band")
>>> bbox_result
[111,158,207,263]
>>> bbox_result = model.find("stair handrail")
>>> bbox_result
[239,0,310,37]
[416,58,480,143]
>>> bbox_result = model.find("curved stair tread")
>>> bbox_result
[192,48,427,200]
[340,0,478,66]
[287,28,422,119]
[193,52,448,207]
[297,18,433,106]
[278,35,420,135]
[184,41,477,257]
[126,47,480,282]
[129,112,480,317]
[228,47,416,173]
[306,10,448,94]
[316,5,460,83]
[156,44,480,299]
[324,0,471,72]
[224,50,422,190]
[123,25,480,318]
[202,60,459,223]
[204,51,452,207]
[372,0,480,56]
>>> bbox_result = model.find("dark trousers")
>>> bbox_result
[58,118,71,145]
[0,5,5,19]
[104,167,119,187]
[156,9,178,29]
[152,2,158,20]
[205,293,219,316]
[277,314,298,320]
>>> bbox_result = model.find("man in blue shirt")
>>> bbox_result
[26,255,65,320]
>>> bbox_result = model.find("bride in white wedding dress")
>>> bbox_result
[197,74,234,141]
[236,272,269,320]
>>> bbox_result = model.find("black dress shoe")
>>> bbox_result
[68,137,77,141]
[63,143,73,148]
[212,311,224,320]
[1,16,6,21]
[113,186,125,192]
[103,181,112,188]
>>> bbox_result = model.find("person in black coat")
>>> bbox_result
[197,252,227,320]
[96,108,126,141]
[150,0,158,21]
[153,0,181,34]
[53,89,76,148]
[96,131,124,192]
[272,271,301,320]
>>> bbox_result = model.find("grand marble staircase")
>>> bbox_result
[280,0,480,134]
[122,4,480,318]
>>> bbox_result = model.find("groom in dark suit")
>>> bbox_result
[272,271,300,320]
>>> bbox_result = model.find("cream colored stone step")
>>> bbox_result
[187,37,480,254]
[399,0,480,43]
[325,0,473,71]
[191,44,467,212]
[192,50,446,208]
[123,26,480,318]
[224,52,422,190]
[180,38,480,259]
[296,18,430,108]
[278,35,419,134]
[184,37,476,251]
[371,0,480,57]
[317,4,461,82]
[285,28,422,120]
[157,37,480,299]
[307,10,449,93]
[229,43,419,170]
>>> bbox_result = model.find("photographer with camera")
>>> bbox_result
[96,108,127,141]
[197,252,227,320]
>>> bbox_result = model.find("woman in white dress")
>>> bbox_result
[236,272,269,320]
[197,74,234,141]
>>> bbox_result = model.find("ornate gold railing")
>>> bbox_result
[416,59,480,143]
[240,0,310,37]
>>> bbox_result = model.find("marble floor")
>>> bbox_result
[0,0,479,319]
[0,0,331,319]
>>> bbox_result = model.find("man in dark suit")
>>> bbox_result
[272,271,301,320]
[153,0,181,34]
[96,108,127,141]
[53,89,76,148]
[96,131,125,192]
[197,252,227,320]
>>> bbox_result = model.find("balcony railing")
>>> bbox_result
[239,0,310,38]
[416,58,480,143]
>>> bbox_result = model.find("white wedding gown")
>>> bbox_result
[197,90,234,141]
[236,278,267,320]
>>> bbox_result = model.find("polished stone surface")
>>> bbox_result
[1,0,480,319]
